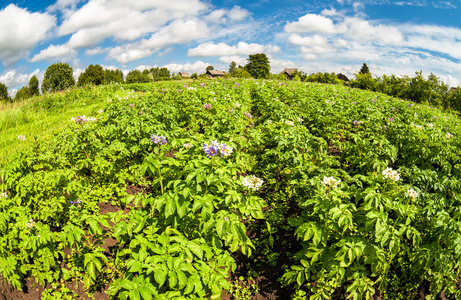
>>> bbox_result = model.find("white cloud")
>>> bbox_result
[284,14,337,33]
[30,44,77,62]
[163,61,211,74]
[0,4,55,66]
[288,34,328,47]
[108,19,210,64]
[0,69,41,91]
[219,55,248,66]
[47,0,83,12]
[85,47,107,56]
[342,17,403,44]
[227,6,250,21]
[188,41,279,57]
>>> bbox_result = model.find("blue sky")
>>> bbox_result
[1,0,461,95]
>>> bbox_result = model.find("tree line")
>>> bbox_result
[1,58,460,114]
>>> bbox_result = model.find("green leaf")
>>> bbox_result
[188,242,203,260]
[154,268,167,287]
[164,197,176,219]
[168,270,178,288]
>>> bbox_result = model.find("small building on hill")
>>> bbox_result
[281,68,298,80]
[179,72,190,78]
[206,70,225,78]
[336,73,350,83]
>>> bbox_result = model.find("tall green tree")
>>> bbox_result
[77,64,105,86]
[42,62,75,93]
[228,61,237,75]
[126,69,152,83]
[359,63,370,75]
[245,53,270,79]
[0,82,10,102]
[28,75,39,97]
[14,86,29,101]
[206,65,214,72]
[104,69,124,83]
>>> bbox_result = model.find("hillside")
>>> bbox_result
[1,79,461,300]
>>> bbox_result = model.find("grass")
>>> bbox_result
[0,84,127,166]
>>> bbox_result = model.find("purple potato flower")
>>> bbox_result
[151,135,167,145]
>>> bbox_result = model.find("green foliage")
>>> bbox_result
[14,86,30,102]
[77,64,105,86]
[350,72,377,91]
[191,73,198,79]
[305,72,343,84]
[2,79,461,300]
[104,69,124,84]
[229,61,237,75]
[233,68,252,78]
[447,87,461,111]
[228,277,259,300]
[149,67,170,80]
[28,75,40,97]
[245,53,270,79]
[206,65,214,72]
[126,69,152,84]
[42,62,76,93]
[0,82,10,103]
[359,63,370,75]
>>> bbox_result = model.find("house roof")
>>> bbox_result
[281,68,298,76]
[179,72,190,77]
[449,87,460,92]
[207,70,225,76]
[336,73,349,82]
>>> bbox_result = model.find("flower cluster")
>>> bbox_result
[267,120,273,124]
[233,102,241,108]
[0,192,7,198]
[243,111,252,119]
[70,199,82,205]
[325,100,335,104]
[382,167,400,181]
[203,103,212,110]
[445,132,453,138]
[202,140,233,158]
[297,117,304,122]
[183,143,194,149]
[353,120,363,126]
[388,117,395,123]
[17,135,25,141]
[242,175,264,191]
[405,188,418,199]
[98,109,103,114]
[285,120,294,126]
[322,176,341,189]
[426,123,434,128]
[70,115,97,125]
[150,135,167,145]
[26,219,35,229]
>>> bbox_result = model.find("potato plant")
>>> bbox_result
[1,79,461,299]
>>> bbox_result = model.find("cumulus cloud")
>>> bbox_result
[163,61,211,74]
[108,19,210,64]
[205,5,250,23]
[219,55,248,66]
[0,4,55,66]
[0,69,41,91]
[188,41,279,57]
[284,14,337,33]
[30,44,77,62]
